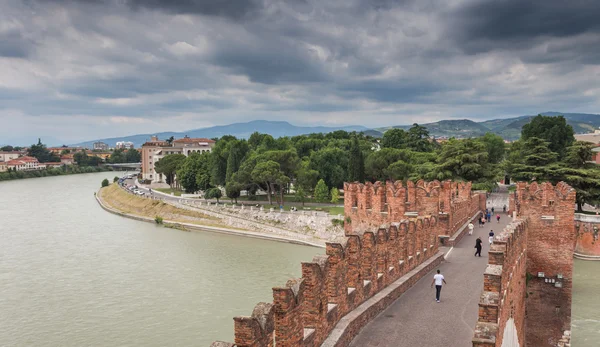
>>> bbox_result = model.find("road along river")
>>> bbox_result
[0,172,318,346]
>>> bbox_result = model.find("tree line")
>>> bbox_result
[154,124,507,205]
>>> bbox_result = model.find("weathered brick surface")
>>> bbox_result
[344,180,485,242]
[473,182,576,347]
[214,180,468,347]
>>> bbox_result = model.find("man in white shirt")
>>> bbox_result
[468,221,474,235]
[430,269,447,303]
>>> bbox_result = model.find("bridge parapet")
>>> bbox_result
[215,216,440,347]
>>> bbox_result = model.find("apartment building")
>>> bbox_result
[141,135,215,182]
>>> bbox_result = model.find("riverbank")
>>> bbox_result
[0,165,112,182]
[97,184,326,248]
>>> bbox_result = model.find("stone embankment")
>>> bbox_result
[97,184,343,246]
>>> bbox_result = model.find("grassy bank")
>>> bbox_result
[155,188,183,196]
[0,166,111,182]
[98,184,231,228]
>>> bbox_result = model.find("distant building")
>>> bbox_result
[5,156,42,171]
[48,146,84,154]
[575,128,600,145]
[93,142,109,150]
[60,154,74,165]
[141,135,215,183]
[0,161,7,172]
[115,141,135,150]
[42,162,63,169]
[0,151,21,162]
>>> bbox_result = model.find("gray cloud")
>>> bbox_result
[1,0,600,144]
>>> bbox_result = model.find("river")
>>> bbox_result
[0,173,598,346]
[0,172,319,346]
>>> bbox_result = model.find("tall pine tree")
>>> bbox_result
[347,135,365,183]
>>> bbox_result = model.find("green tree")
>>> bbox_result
[251,160,286,205]
[330,187,340,204]
[384,160,413,181]
[125,148,141,163]
[347,135,365,182]
[166,136,174,145]
[296,160,319,192]
[73,150,88,166]
[381,128,408,149]
[435,138,496,183]
[1,145,14,151]
[210,135,237,186]
[564,141,594,168]
[406,124,433,152]
[309,147,348,189]
[154,154,186,188]
[225,181,242,203]
[225,140,249,182]
[113,176,119,183]
[365,148,414,181]
[314,179,329,203]
[101,178,109,187]
[479,133,506,164]
[205,187,222,203]
[27,139,59,163]
[109,149,126,164]
[295,186,307,206]
[521,115,574,158]
[177,152,211,193]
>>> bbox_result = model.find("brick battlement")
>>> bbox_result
[344,180,485,241]
[213,216,440,347]
[473,181,576,347]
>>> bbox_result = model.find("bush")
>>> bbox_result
[331,218,344,227]
[154,216,164,224]
[101,178,109,187]
[113,176,119,183]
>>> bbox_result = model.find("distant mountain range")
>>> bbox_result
[70,120,369,148]
[375,112,600,140]
[58,112,600,148]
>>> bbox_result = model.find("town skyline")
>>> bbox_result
[2,0,600,143]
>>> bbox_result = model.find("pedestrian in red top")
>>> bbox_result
[496,214,500,223]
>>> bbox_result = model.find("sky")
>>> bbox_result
[1,0,600,145]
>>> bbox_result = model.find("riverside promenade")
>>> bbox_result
[350,204,512,347]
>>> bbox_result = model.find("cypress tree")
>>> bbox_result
[347,135,365,182]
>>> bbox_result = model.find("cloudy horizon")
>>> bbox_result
[1,0,600,144]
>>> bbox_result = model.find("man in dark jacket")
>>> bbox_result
[474,237,483,257]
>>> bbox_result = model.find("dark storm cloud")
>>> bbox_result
[3,0,600,143]
[450,0,600,54]
[0,26,32,58]
[42,0,264,19]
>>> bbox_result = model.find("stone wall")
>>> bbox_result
[472,182,576,347]
[343,180,485,242]
[212,216,440,347]
[515,182,576,347]
[472,220,528,347]
[574,213,600,260]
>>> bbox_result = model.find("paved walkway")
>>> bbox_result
[349,205,513,347]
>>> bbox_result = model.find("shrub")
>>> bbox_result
[331,219,344,227]
[154,216,164,224]
[113,176,119,183]
[101,178,109,187]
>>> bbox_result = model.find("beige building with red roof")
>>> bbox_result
[5,156,42,171]
[141,135,215,182]
[0,151,21,162]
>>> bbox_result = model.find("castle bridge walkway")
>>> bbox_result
[349,200,512,347]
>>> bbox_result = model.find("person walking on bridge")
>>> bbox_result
[430,270,447,303]
[468,221,474,235]
[474,237,482,257]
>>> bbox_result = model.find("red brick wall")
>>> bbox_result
[473,220,527,347]
[344,180,484,241]
[216,217,440,347]
[474,182,576,347]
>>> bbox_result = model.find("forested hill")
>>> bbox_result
[377,112,600,140]
[68,112,600,147]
